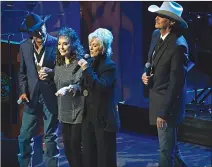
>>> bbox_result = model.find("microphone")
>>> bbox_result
[145,62,152,76]
[17,99,23,104]
[17,99,29,104]
[72,54,91,74]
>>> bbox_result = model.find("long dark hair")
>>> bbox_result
[56,27,84,66]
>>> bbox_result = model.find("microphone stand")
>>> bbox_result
[1,33,17,124]
[7,33,17,124]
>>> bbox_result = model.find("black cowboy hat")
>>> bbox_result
[19,12,51,32]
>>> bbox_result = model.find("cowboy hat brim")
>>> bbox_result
[148,5,188,28]
[19,15,51,32]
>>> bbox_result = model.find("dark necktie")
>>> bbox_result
[34,46,45,63]
[156,38,163,50]
[152,38,163,62]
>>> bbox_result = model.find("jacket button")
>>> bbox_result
[83,89,89,96]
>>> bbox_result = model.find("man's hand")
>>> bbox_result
[18,93,29,103]
[157,117,167,129]
[78,59,88,71]
[38,67,54,80]
[141,72,153,85]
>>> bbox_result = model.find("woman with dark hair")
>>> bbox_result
[54,27,84,167]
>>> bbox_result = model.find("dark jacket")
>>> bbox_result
[19,34,58,114]
[147,29,189,126]
[80,56,120,132]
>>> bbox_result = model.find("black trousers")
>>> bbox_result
[81,115,117,167]
[61,122,82,167]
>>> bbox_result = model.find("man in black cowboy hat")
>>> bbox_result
[141,1,189,167]
[18,12,59,167]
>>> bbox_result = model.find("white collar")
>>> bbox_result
[160,32,170,40]
[32,35,47,67]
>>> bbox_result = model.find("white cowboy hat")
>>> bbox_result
[148,1,188,28]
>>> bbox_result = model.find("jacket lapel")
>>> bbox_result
[152,32,175,70]
[152,40,168,69]
[148,34,160,63]
[43,34,54,67]
[26,39,38,75]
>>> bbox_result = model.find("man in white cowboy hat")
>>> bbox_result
[141,1,189,167]
[17,12,59,167]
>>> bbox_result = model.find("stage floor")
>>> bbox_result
[36,131,212,167]
[186,110,212,121]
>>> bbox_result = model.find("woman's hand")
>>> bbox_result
[78,58,88,71]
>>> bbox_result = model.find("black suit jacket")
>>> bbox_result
[147,29,189,126]
[81,56,120,132]
[19,34,58,114]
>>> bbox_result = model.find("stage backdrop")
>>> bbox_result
[1,1,81,42]
[2,1,211,110]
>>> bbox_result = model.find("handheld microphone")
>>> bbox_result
[17,99,24,104]
[145,62,152,76]
[17,99,29,104]
[72,54,91,74]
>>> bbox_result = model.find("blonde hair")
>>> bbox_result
[88,28,113,57]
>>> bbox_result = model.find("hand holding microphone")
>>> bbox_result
[141,62,153,85]
[78,59,88,71]
[73,54,91,74]
[145,62,151,76]
[17,93,29,104]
